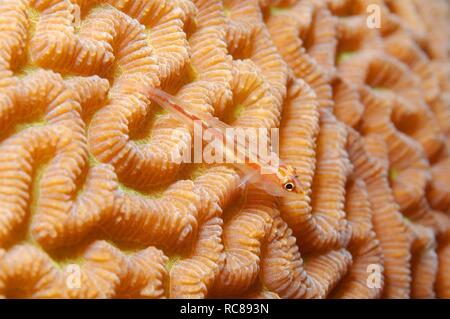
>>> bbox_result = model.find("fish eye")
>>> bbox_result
[283,181,295,192]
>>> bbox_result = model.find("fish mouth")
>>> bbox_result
[292,176,304,194]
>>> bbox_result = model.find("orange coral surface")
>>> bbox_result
[0,0,449,298]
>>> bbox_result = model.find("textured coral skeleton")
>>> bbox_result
[0,0,449,299]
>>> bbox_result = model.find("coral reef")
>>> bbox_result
[0,0,449,298]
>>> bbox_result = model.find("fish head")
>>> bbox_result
[251,164,303,197]
[275,165,303,195]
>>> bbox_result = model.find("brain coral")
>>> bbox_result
[0,0,449,299]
